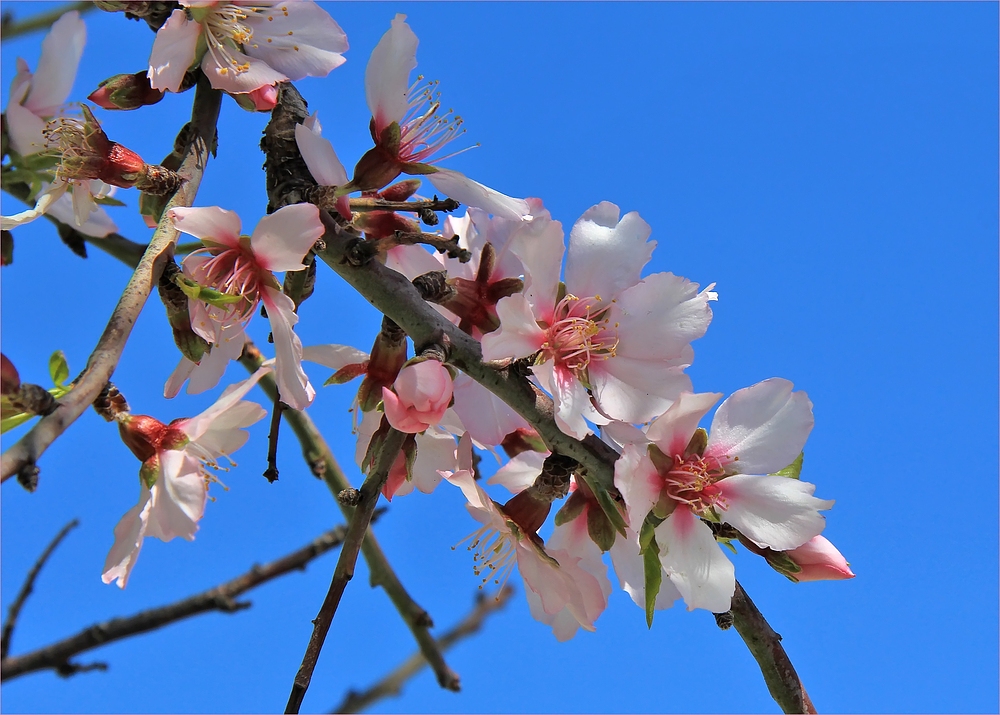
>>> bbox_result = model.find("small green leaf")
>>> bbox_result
[95,196,127,207]
[48,350,69,386]
[773,452,804,479]
[1,412,34,433]
[586,503,617,552]
[553,490,587,527]
[720,538,738,555]
[642,538,663,629]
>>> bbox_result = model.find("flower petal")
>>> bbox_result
[201,46,287,94]
[301,343,369,370]
[295,113,350,186]
[249,202,324,272]
[609,527,682,611]
[148,9,202,93]
[263,286,315,409]
[169,206,242,247]
[706,378,814,474]
[102,487,152,588]
[47,190,117,237]
[452,372,530,446]
[480,294,546,361]
[655,506,735,613]
[426,169,530,222]
[488,449,546,494]
[613,443,662,530]
[26,10,86,114]
[4,98,49,157]
[565,202,654,301]
[147,450,206,541]
[365,13,417,130]
[645,391,722,458]
[244,2,348,81]
[717,475,834,551]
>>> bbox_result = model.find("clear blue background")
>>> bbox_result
[2,2,997,713]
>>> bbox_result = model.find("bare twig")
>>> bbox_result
[333,587,514,714]
[0,1,96,40]
[0,78,223,483]
[0,522,369,681]
[347,197,460,214]
[0,519,79,659]
[729,582,817,714]
[285,427,408,714]
[264,393,284,483]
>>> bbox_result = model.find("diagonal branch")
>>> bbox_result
[285,426,407,714]
[332,586,514,714]
[0,521,366,682]
[0,78,223,484]
[1,519,79,659]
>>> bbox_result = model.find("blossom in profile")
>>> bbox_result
[612,378,833,612]
[168,204,325,409]
[148,1,347,95]
[482,201,716,439]
[103,368,269,588]
[785,535,855,582]
[382,358,453,434]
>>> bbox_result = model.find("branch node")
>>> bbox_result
[16,464,39,493]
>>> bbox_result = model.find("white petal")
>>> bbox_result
[244,2,347,80]
[547,362,595,440]
[263,287,315,409]
[480,294,545,361]
[201,47,287,94]
[4,99,49,157]
[613,444,662,531]
[182,360,269,442]
[365,13,417,129]
[609,527,682,611]
[147,451,206,541]
[612,272,716,359]
[487,449,546,494]
[451,373,530,446]
[565,202,654,301]
[589,363,682,426]
[250,203,324,272]
[655,507,735,613]
[426,169,530,222]
[718,475,834,551]
[507,203,564,317]
[164,357,197,398]
[169,206,242,247]
[26,10,85,114]
[408,428,457,494]
[295,114,349,186]
[707,378,814,475]
[1,182,66,230]
[148,10,201,92]
[102,488,152,588]
[645,391,722,457]
[47,191,117,238]
[71,182,96,226]
[301,343,369,370]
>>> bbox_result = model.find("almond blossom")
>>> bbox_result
[148,1,347,96]
[482,201,717,439]
[167,204,325,409]
[382,358,454,434]
[612,378,834,612]
[443,435,608,639]
[103,368,269,588]
[1,10,116,237]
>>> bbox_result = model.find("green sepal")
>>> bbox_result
[640,519,662,628]
[402,433,418,482]
[773,452,803,479]
[94,196,127,207]
[173,274,242,308]
[378,121,401,156]
[139,456,160,489]
[684,427,708,457]
[720,538,738,555]
[48,350,69,386]
[578,469,628,538]
[765,550,803,580]
[399,161,437,176]
[647,443,673,474]
[553,490,587,527]
[587,502,617,552]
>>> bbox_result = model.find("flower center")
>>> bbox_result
[540,295,619,378]
[397,76,468,164]
[454,522,519,590]
[662,454,729,516]
[187,245,262,326]
[202,4,258,77]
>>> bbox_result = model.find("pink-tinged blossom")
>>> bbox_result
[382,359,453,433]
[1,11,117,237]
[785,535,855,582]
[482,201,717,439]
[612,379,833,612]
[347,14,529,220]
[442,435,608,639]
[103,368,269,588]
[148,2,347,95]
[168,204,324,409]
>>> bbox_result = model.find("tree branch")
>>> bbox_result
[0,522,367,681]
[0,519,79,659]
[0,78,223,484]
[241,343,460,697]
[332,586,514,714]
[285,427,407,714]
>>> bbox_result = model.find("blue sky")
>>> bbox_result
[1,2,997,713]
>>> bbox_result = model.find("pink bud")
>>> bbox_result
[248,85,279,112]
[381,359,453,433]
[786,536,855,582]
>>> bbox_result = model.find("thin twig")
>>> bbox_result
[0,78,223,484]
[264,393,284,483]
[285,427,407,714]
[347,197,460,214]
[0,521,371,681]
[729,581,817,714]
[0,1,95,40]
[0,519,79,659]
[332,586,514,714]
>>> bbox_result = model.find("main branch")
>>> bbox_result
[0,78,222,484]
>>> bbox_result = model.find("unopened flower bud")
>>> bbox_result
[358,319,407,412]
[784,536,855,582]
[500,428,547,458]
[1,353,21,395]
[117,413,168,462]
[379,179,423,202]
[88,72,165,111]
[381,359,453,433]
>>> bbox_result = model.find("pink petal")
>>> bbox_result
[5,96,49,156]
[613,444,662,531]
[48,191,117,238]
[365,13,418,130]
[301,343,369,370]
[147,451,206,541]
[102,488,152,588]
[589,363,687,426]
[786,535,855,581]
[182,366,270,449]
[452,373,530,446]
[645,391,722,458]
[169,206,242,247]
[262,287,314,410]
[244,2,347,81]
[148,9,202,92]
[546,362,596,440]
[26,10,85,114]
[426,169,531,222]
[295,113,349,186]
[480,294,545,361]
[487,449,546,494]
[655,506,735,613]
[201,47,287,94]
[165,358,197,399]
[706,378,814,474]
[565,202,654,302]
[717,475,834,551]
[382,387,430,433]
[507,203,564,317]
[249,202,324,272]
[609,527,682,611]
